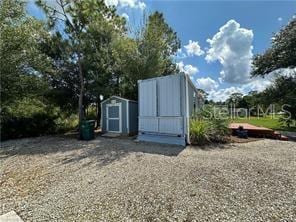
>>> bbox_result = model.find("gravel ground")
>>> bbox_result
[0,136,295,221]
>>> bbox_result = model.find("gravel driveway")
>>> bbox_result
[0,136,295,221]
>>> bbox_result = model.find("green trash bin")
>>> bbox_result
[80,120,95,140]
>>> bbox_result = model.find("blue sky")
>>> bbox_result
[27,0,296,101]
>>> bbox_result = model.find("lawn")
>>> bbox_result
[231,116,296,132]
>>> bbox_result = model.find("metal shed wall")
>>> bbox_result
[138,75,186,136]
[138,74,201,146]
[138,74,202,146]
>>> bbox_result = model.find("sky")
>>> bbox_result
[26,0,296,101]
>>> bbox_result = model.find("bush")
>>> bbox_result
[1,98,78,140]
[190,105,230,144]
[190,119,211,145]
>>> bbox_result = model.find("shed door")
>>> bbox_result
[106,103,121,133]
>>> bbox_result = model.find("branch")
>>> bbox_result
[58,0,75,31]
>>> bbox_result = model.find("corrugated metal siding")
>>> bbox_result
[139,80,157,117]
[139,117,158,132]
[158,75,181,116]
[138,74,203,145]
[159,117,183,134]
[188,84,195,116]
[138,74,185,136]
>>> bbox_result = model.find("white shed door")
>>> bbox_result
[158,75,181,116]
[139,80,157,117]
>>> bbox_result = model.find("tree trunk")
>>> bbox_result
[78,53,84,138]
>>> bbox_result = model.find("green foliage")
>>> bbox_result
[35,0,126,126]
[1,97,79,140]
[190,105,230,144]
[263,76,296,122]
[0,0,64,140]
[0,0,51,106]
[190,119,211,145]
[252,17,296,76]
[250,16,296,126]
[0,1,181,140]
[2,98,52,140]
[140,12,181,77]
[111,11,181,99]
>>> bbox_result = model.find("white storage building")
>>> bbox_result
[137,73,204,146]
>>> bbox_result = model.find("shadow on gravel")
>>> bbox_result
[0,136,91,156]
[61,137,185,167]
[0,135,185,168]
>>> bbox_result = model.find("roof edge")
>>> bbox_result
[101,95,137,104]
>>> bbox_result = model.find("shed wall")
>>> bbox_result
[139,80,157,117]
[138,74,203,146]
[138,74,186,137]
[128,101,138,134]
[158,75,181,116]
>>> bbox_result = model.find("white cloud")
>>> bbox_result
[242,78,272,93]
[184,40,204,57]
[207,68,296,102]
[208,86,244,102]
[277,17,283,22]
[196,77,219,91]
[105,0,146,10]
[177,61,198,76]
[138,1,146,10]
[175,48,187,59]
[208,78,273,102]
[121,13,129,21]
[206,19,254,84]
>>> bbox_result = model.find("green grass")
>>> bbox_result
[231,116,296,132]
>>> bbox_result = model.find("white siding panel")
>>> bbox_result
[139,117,158,132]
[159,117,183,134]
[158,75,181,116]
[139,80,157,117]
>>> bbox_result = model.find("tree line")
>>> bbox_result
[1,0,295,140]
[0,0,180,139]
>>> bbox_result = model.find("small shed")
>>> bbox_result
[137,73,204,146]
[101,96,138,135]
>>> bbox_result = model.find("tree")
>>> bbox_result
[0,0,50,106]
[0,0,66,140]
[251,16,296,126]
[226,93,244,107]
[140,12,181,77]
[36,0,125,131]
[252,17,296,76]
[111,11,181,99]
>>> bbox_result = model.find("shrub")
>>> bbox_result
[190,105,230,144]
[190,119,211,145]
[1,98,78,140]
